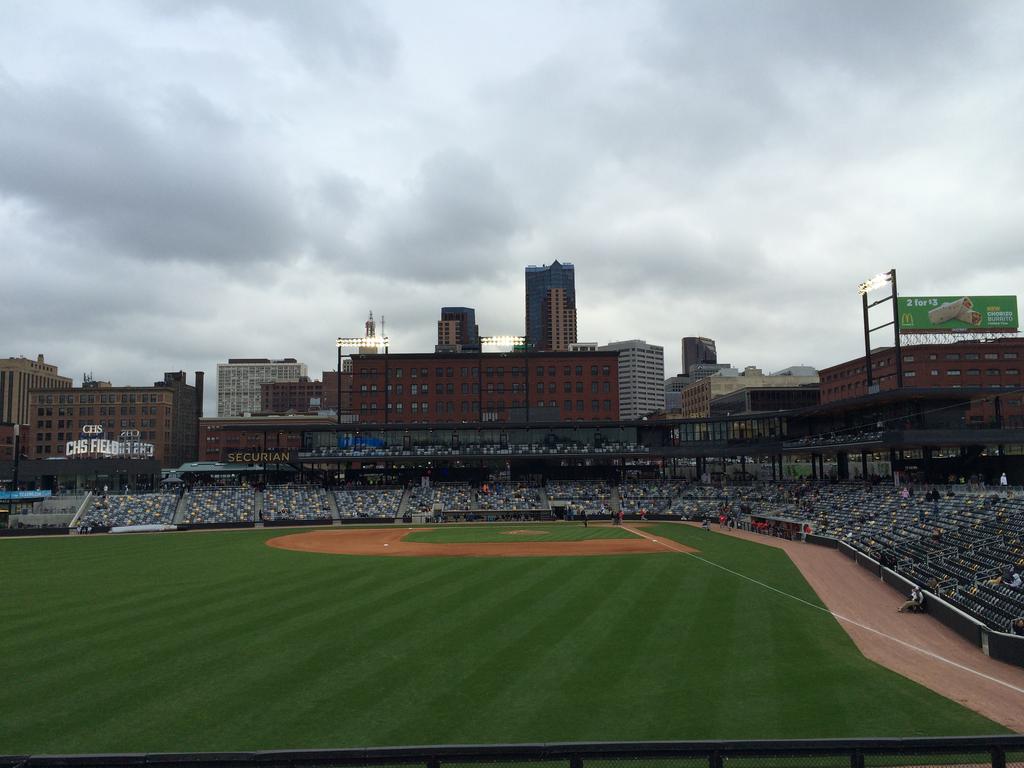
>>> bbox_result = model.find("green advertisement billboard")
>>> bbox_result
[898,295,1018,332]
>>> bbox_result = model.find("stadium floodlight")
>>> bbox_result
[480,335,526,346]
[857,271,893,295]
[337,336,390,348]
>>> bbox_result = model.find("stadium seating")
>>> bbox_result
[264,485,332,521]
[333,488,404,518]
[477,482,542,511]
[78,493,178,528]
[182,487,255,524]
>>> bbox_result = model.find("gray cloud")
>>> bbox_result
[0,78,301,266]
[157,0,397,75]
[2,0,1024,415]
[369,150,524,283]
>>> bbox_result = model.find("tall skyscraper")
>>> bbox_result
[682,336,717,373]
[600,340,665,419]
[216,358,307,416]
[436,307,480,352]
[525,261,577,351]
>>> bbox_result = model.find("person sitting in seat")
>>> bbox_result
[897,585,924,613]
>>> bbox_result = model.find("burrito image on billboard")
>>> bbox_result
[899,295,1018,333]
[956,306,982,325]
[928,297,972,324]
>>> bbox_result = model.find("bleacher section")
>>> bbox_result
[182,487,255,524]
[78,493,178,528]
[263,485,332,521]
[793,485,1024,632]
[546,481,614,516]
[333,488,404,518]
[478,482,542,511]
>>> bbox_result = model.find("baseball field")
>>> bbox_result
[0,522,1007,755]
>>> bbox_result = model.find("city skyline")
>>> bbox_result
[2,2,1023,416]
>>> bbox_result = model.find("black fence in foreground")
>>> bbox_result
[4,737,1024,768]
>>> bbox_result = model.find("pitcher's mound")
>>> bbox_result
[267,528,695,557]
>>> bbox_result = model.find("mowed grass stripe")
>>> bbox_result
[0,526,1007,754]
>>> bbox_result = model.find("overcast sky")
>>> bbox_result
[2,0,1023,413]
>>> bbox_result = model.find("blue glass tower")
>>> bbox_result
[525,261,575,350]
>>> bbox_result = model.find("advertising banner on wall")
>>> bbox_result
[898,295,1018,333]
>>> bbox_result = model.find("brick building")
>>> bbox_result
[0,355,72,426]
[198,414,334,462]
[819,338,1024,426]
[260,378,324,414]
[348,351,619,424]
[26,371,203,467]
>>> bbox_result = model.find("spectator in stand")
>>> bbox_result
[1006,571,1022,589]
[1013,619,1024,636]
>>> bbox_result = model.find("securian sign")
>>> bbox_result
[226,451,291,464]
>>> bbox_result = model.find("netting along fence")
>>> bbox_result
[2,737,1024,768]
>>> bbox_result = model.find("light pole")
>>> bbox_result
[12,423,20,491]
[858,268,903,392]
[337,334,390,424]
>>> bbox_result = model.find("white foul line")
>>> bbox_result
[622,525,1024,697]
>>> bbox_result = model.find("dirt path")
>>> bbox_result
[267,526,696,557]
[628,523,1024,733]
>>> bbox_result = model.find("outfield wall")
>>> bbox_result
[3,735,1024,768]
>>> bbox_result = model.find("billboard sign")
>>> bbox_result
[898,295,1018,333]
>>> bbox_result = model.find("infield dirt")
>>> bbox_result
[266,525,695,557]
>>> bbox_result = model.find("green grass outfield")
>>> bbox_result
[0,522,1006,754]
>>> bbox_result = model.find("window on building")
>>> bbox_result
[548,382,556,393]
[604,400,612,411]
[1007,368,1020,375]
[966,369,980,375]
[1005,353,1019,360]
[576,399,584,411]
[986,369,1000,375]
[903,355,915,363]
[564,400,572,411]
[931,370,939,376]
[947,370,961,376]
[591,400,599,411]
[904,371,916,378]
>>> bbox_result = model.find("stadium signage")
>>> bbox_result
[898,295,1018,333]
[82,424,104,435]
[66,438,155,458]
[227,450,291,464]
